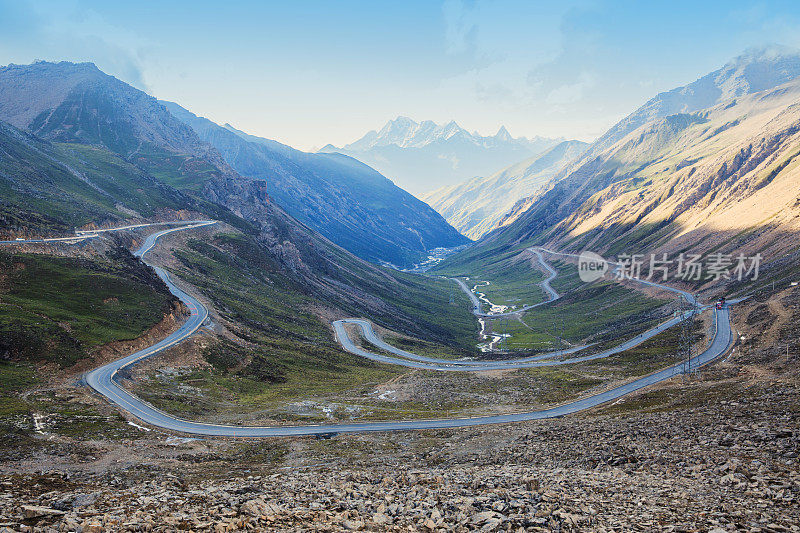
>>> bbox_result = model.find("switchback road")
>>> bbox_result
[453,248,561,317]
[12,222,736,436]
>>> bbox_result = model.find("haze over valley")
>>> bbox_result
[320,117,563,196]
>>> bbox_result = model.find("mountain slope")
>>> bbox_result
[422,140,588,239]
[0,61,231,191]
[0,119,197,237]
[446,87,800,284]
[162,102,469,267]
[321,117,561,195]
[596,46,800,155]
[539,79,800,261]
[487,48,800,241]
[0,60,476,348]
[439,49,800,278]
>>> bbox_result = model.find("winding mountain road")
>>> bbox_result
[4,222,737,436]
[0,220,212,245]
[453,248,561,317]
[533,248,700,306]
[332,306,703,371]
[334,246,721,370]
[333,318,587,370]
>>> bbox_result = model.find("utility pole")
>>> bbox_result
[678,295,694,380]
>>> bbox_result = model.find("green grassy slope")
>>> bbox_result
[130,229,480,419]
[0,248,175,367]
[0,244,180,454]
[0,121,190,234]
[172,230,478,353]
[435,249,671,353]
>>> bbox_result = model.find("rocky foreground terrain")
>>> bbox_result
[1,374,797,532]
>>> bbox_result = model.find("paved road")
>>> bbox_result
[0,235,99,245]
[535,248,700,306]
[78,221,212,237]
[333,318,587,370]
[454,247,700,320]
[74,223,738,436]
[530,248,560,302]
[0,220,212,246]
[88,304,733,437]
[453,248,561,317]
[333,306,699,371]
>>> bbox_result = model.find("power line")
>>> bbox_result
[678,295,695,379]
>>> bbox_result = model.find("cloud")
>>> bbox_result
[475,81,515,103]
[546,71,596,107]
[0,0,151,90]
[442,0,478,55]
[438,0,586,109]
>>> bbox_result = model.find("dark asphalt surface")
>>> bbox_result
[77,223,735,436]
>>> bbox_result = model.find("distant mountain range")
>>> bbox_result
[320,117,562,196]
[162,102,468,267]
[441,46,800,276]
[0,61,467,268]
[422,140,588,239]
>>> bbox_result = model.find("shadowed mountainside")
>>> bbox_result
[0,61,476,346]
[162,102,469,267]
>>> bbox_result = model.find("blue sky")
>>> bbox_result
[2,0,800,149]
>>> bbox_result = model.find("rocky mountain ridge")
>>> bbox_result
[0,61,468,268]
[321,117,562,196]
[467,49,800,260]
[337,116,551,152]
[0,61,226,171]
[490,78,800,264]
[587,45,800,165]
[0,61,472,342]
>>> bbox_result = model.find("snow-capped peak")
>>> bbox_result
[495,125,513,142]
[343,117,530,150]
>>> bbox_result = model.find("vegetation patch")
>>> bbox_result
[382,334,476,361]
[577,318,704,378]
[0,249,175,366]
[129,233,412,420]
[498,279,670,350]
